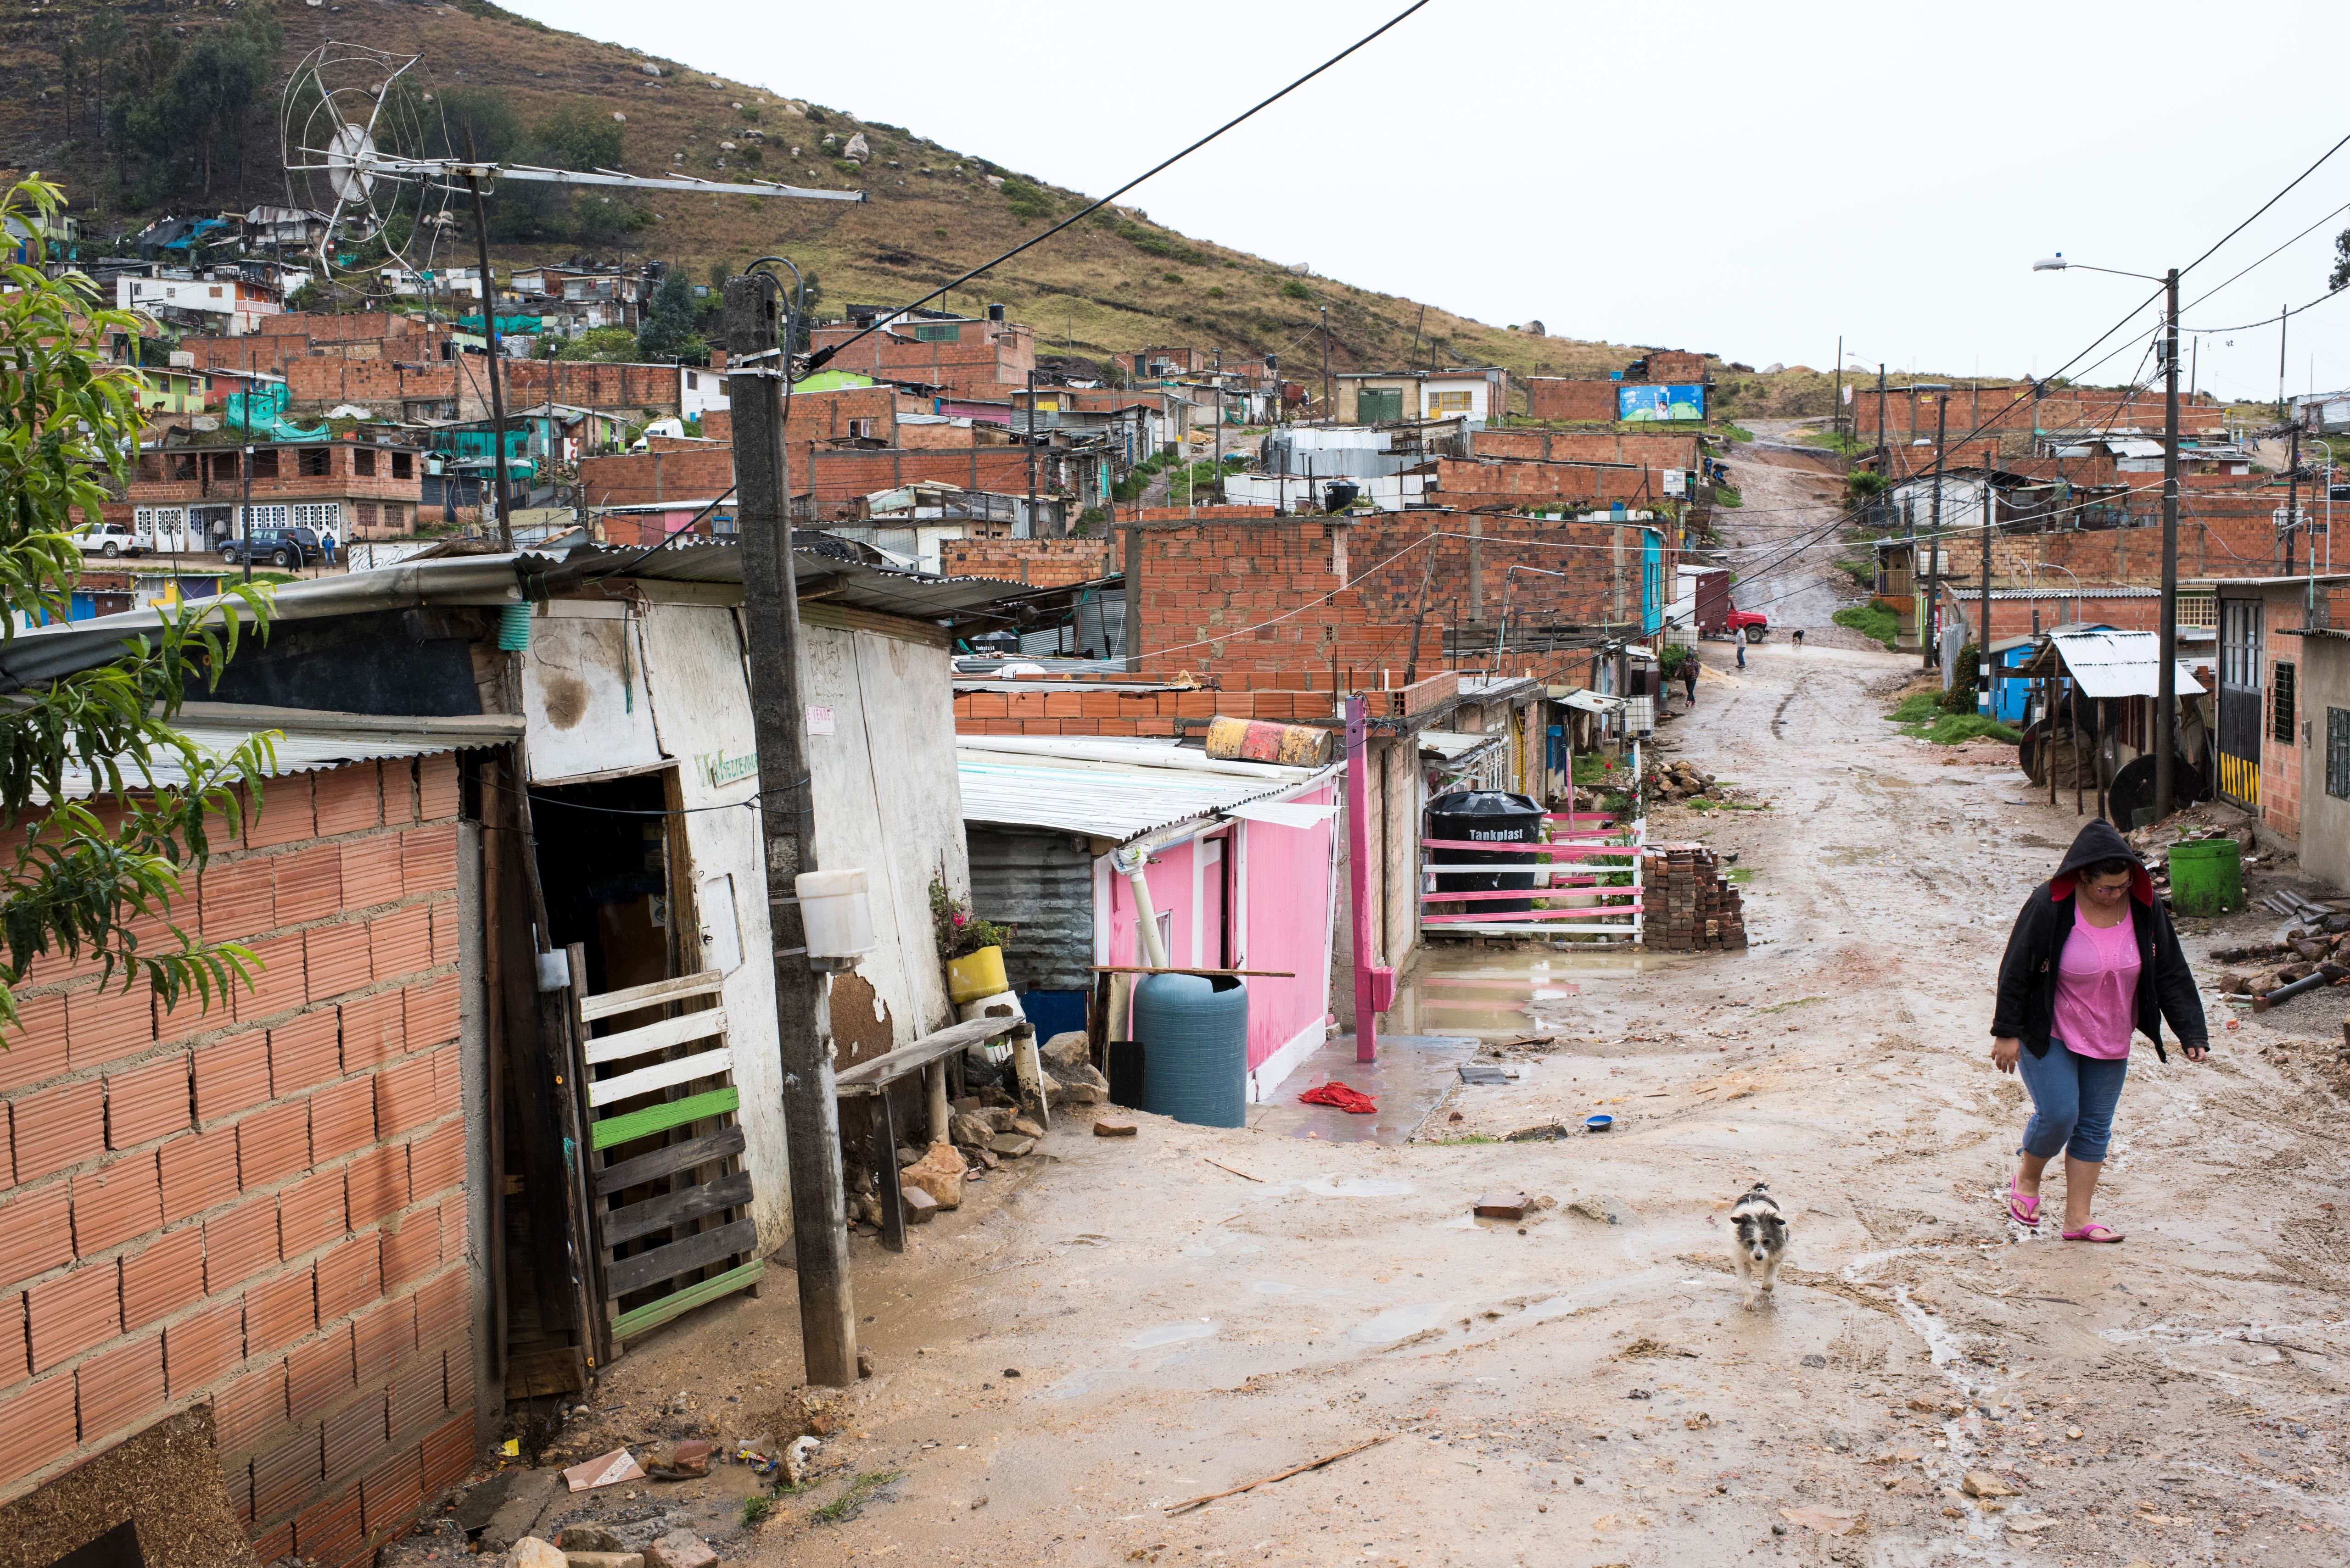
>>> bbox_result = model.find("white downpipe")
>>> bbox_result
[1113,845,1171,968]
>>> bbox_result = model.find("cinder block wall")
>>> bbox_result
[0,756,478,1565]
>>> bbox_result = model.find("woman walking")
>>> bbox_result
[1990,820,2207,1241]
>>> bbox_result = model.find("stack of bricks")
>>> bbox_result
[1642,845,1747,952]
[0,755,477,1561]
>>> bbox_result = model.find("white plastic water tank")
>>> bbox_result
[795,868,875,958]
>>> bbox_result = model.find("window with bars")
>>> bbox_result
[2329,709,2350,801]
[2272,660,2297,745]
[1427,390,1474,414]
[2177,593,2217,627]
[913,323,962,342]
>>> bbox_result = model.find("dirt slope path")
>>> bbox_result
[560,647,2348,1568]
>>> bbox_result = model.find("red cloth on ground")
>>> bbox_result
[1298,1080,1378,1114]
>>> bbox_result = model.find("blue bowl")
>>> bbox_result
[1585,1114,1614,1133]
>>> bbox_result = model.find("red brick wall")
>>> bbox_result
[1640,351,1706,383]
[803,448,1038,509]
[1932,488,2305,586]
[501,362,680,417]
[252,314,428,343]
[578,447,735,509]
[1854,385,2226,440]
[0,758,478,1559]
[1429,457,1655,506]
[951,673,1458,737]
[1472,430,1701,469]
[1523,379,1621,422]
[935,537,1115,586]
[281,359,469,416]
[1348,513,1658,631]
[806,321,1035,394]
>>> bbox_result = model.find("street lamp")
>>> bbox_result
[2035,252,2181,823]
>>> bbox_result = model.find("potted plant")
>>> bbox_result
[931,877,1014,1004]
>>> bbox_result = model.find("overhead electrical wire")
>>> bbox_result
[801,0,1434,375]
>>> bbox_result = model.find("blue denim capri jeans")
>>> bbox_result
[2015,1038,2130,1163]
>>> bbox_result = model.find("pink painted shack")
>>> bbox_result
[957,737,1340,1101]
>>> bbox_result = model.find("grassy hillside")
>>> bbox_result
[0,0,1655,385]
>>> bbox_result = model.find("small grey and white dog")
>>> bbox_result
[1729,1183,1788,1308]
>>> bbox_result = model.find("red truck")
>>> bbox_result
[1680,567,1770,639]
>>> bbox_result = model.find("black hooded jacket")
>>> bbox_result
[1990,819,2209,1063]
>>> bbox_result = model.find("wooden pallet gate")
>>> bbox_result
[566,946,766,1362]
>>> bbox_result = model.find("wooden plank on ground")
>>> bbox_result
[588,1045,736,1107]
[580,970,727,1022]
[606,1216,759,1296]
[610,1258,766,1342]
[592,1085,740,1150]
[601,1170,755,1247]
[582,1008,728,1066]
[593,1126,747,1197]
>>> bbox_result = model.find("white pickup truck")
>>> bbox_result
[76,521,147,558]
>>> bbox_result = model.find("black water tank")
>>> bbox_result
[987,302,1007,322]
[1427,790,1543,913]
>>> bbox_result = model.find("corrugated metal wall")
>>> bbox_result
[968,826,1096,992]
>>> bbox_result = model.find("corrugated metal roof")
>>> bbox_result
[1417,729,1505,759]
[955,738,1325,842]
[49,710,517,801]
[2042,628,2208,699]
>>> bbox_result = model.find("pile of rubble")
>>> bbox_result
[2215,923,2350,1011]
[878,1031,1113,1224]
[1642,843,1746,951]
[1645,757,1725,805]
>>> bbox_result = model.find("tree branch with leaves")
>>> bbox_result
[1,175,278,1039]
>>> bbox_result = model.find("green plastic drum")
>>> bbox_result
[2166,837,2243,916]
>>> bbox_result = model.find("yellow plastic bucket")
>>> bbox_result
[946,945,1007,1005]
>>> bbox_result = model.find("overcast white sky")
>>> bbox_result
[511,0,2350,404]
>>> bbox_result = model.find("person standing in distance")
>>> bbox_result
[1734,623,1747,669]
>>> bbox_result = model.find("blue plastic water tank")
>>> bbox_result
[1134,972,1248,1128]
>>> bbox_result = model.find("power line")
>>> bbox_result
[804,0,1433,375]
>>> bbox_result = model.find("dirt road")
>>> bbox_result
[514,625,2349,1568]
[1715,420,1874,648]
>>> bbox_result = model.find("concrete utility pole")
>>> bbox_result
[1875,363,1888,475]
[1320,306,1332,422]
[2154,268,2181,823]
[464,173,515,550]
[1025,368,1039,537]
[1979,451,1993,715]
[722,274,858,1388]
[1925,393,1947,672]
[2284,427,2303,576]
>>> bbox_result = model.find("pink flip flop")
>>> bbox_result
[2007,1179,2040,1227]
[2062,1224,2124,1243]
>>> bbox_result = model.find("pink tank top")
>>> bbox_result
[2051,906,2141,1059]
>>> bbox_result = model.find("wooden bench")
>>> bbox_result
[835,1016,1025,1251]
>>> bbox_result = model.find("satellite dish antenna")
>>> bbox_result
[281,41,868,551]
[281,43,455,282]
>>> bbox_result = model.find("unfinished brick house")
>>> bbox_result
[0,741,490,1565]
[806,312,1035,399]
[128,435,428,548]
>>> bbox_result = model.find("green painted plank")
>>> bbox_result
[611,1258,766,1342]
[591,1086,739,1151]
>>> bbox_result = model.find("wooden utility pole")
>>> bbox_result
[723,275,858,1387]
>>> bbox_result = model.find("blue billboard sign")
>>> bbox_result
[1618,384,1705,422]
